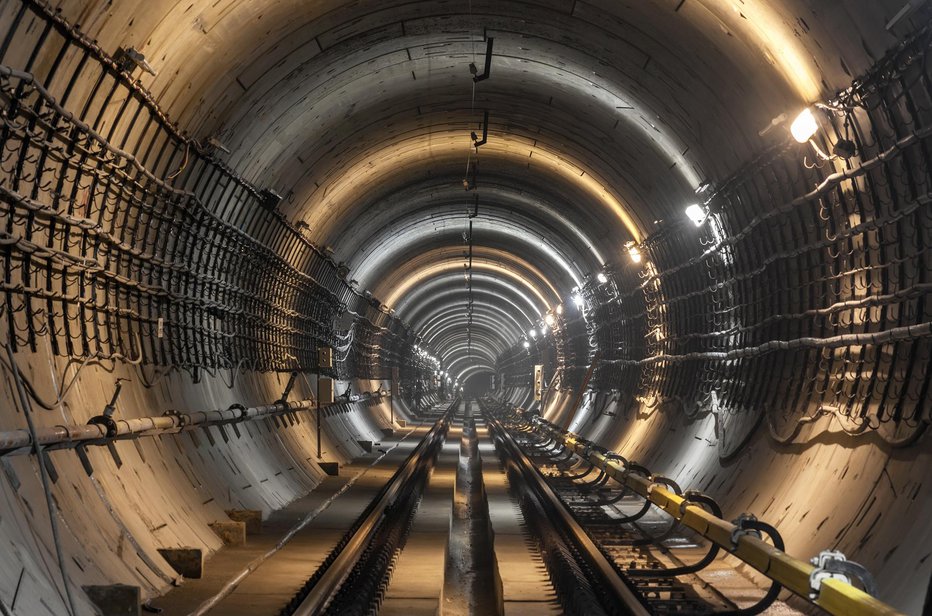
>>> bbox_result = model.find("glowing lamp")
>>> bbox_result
[596,272,608,284]
[790,108,818,143]
[685,204,707,227]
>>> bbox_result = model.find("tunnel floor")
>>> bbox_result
[145,400,809,616]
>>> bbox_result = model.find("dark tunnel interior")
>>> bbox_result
[0,1,930,615]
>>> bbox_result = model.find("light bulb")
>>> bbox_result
[685,203,707,227]
[529,328,537,339]
[544,313,555,327]
[523,340,530,348]
[572,293,584,308]
[597,272,608,284]
[556,304,563,315]
[790,108,818,143]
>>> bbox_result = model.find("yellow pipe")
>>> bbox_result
[530,419,905,616]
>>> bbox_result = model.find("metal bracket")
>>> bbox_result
[278,371,298,404]
[809,550,878,599]
[471,37,494,82]
[730,512,763,547]
[87,379,126,437]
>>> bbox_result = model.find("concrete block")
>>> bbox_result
[157,547,204,579]
[209,520,246,546]
[318,461,340,476]
[226,509,262,534]
[83,584,140,616]
[357,440,373,453]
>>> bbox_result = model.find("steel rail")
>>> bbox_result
[287,399,457,616]
[527,415,906,616]
[484,411,651,616]
[0,392,388,456]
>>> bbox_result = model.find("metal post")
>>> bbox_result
[390,377,394,426]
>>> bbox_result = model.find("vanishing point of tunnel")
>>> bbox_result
[0,1,930,615]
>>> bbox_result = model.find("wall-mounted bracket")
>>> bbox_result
[472,38,494,82]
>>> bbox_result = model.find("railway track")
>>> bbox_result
[481,399,771,615]
[279,402,456,616]
[477,398,901,616]
[180,396,895,616]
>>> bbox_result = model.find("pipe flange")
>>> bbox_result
[87,414,118,438]
[227,402,247,420]
[163,409,190,428]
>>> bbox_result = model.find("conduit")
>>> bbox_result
[525,414,905,616]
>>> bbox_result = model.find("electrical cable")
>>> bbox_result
[4,342,78,616]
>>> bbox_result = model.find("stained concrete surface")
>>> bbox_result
[150,424,428,615]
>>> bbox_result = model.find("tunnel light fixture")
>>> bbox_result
[685,203,708,227]
[544,313,555,327]
[523,340,530,348]
[790,108,819,143]
[556,304,563,315]
[597,272,608,284]
[529,328,538,339]
[572,293,584,309]
[625,241,642,263]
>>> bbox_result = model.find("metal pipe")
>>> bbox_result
[0,392,387,457]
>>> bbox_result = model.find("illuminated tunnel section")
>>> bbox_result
[0,1,929,615]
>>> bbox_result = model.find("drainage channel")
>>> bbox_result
[280,400,457,616]
[437,403,504,615]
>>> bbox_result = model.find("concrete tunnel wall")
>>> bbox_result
[0,350,414,614]
[0,0,930,615]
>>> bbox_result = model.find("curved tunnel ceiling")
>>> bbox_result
[59,0,903,378]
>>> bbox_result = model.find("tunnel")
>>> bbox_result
[0,0,930,614]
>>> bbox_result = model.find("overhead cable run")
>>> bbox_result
[0,1,419,384]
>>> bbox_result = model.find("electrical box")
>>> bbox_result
[318,346,333,369]
[318,378,334,404]
[534,364,544,401]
